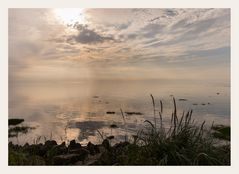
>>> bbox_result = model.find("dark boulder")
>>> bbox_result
[45,140,57,149]
[102,139,110,150]
[87,142,98,155]
[53,154,83,165]
[69,147,89,160]
[68,140,81,150]
[49,144,68,156]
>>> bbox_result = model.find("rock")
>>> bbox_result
[87,142,96,155]
[84,154,102,165]
[60,142,66,146]
[8,118,24,126]
[8,142,14,148]
[110,124,118,128]
[68,140,81,150]
[85,159,98,165]
[49,144,68,156]
[8,142,20,150]
[74,161,83,165]
[45,140,57,148]
[102,139,110,150]
[23,143,29,148]
[178,98,187,101]
[107,135,114,140]
[53,154,83,165]
[106,111,115,114]
[69,147,89,159]
[38,144,48,156]
[97,145,107,153]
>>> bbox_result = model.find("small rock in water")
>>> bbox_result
[178,98,187,101]
[106,111,115,114]
[125,112,143,115]
[216,92,220,95]
[110,124,118,128]
[8,118,24,126]
[201,103,206,106]
[107,136,114,140]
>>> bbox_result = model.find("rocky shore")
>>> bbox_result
[9,139,133,165]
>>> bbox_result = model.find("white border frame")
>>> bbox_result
[1,0,239,174]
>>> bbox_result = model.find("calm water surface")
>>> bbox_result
[9,79,230,145]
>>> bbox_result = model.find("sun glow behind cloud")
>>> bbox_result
[54,8,86,25]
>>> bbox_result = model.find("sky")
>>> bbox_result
[9,8,230,83]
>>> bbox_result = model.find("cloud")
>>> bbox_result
[116,21,132,30]
[187,46,230,60]
[140,23,165,38]
[67,24,114,44]
[9,8,230,82]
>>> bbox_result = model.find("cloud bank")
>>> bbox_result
[9,8,230,83]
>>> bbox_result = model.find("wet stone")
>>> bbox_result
[102,139,110,150]
[69,140,81,150]
[53,154,83,165]
[50,144,68,156]
[87,142,96,155]
[45,140,57,148]
[69,147,89,157]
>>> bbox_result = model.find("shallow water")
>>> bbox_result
[9,79,230,145]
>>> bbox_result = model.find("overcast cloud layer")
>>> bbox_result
[9,9,230,83]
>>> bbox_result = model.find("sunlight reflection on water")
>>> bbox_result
[9,79,230,145]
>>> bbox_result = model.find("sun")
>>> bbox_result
[54,8,85,25]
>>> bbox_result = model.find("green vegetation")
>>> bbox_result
[212,125,230,141]
[8,96,230,165]
[9,145,45,165]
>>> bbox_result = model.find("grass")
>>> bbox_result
[9,147,45,165]
[8,95,230,165]
[120,96,227,165]
[95,95,230,165]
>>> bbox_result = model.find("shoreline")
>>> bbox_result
[9,123,230,165]
[8,97,230,165]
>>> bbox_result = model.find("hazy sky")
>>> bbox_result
[9,9,230,83]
